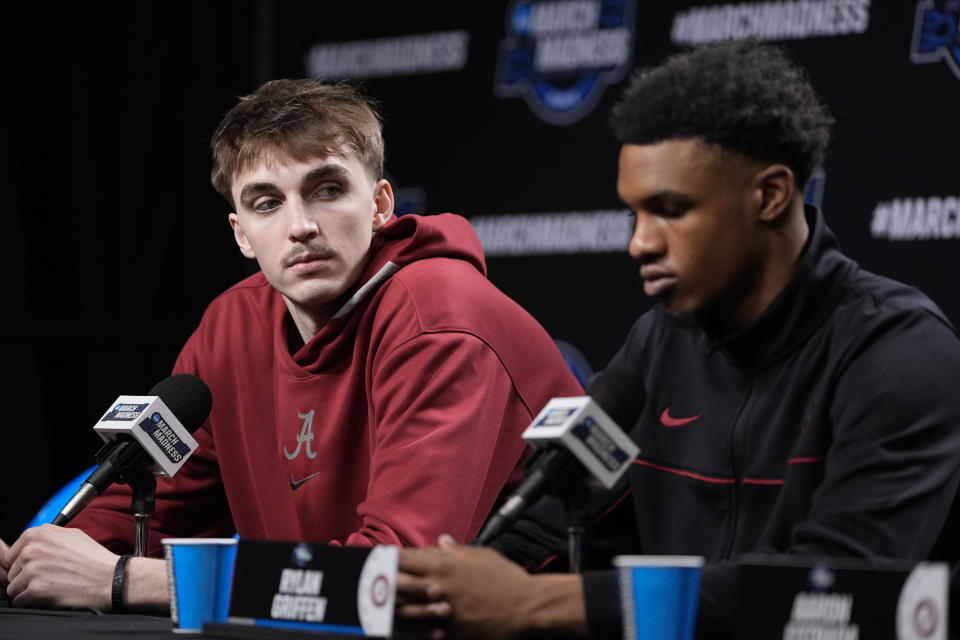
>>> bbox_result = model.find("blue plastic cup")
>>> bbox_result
[613,555,704,640]
[162,538,238,633]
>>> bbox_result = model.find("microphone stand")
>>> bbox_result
[129,468,156,557]
[557,477,592,574]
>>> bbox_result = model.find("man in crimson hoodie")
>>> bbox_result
[0,79,583,612]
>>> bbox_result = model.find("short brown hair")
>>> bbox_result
[210,79,384,207]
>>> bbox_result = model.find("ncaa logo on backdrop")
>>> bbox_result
[911,0,960,80]
[495,0,637,125]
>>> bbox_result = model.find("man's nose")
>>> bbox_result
[286,200,320,241]
[628,212,665,260]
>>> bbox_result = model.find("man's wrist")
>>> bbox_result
[111,554,132,613]
[523,574,588,637]
[121,557,172,613]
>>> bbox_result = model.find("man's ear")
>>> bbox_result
[228,213,257,259]
[372,179,395,231]
[755,164,796,222]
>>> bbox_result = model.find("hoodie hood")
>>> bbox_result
[327,213,487,320]
[321,213,485,322]
[369,213,487,278]
[281,213,488,369]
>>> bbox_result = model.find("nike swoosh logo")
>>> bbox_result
[660,407,702,427]
[290,471,322,490]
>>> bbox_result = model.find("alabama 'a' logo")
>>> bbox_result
[286,410,322,490]
[284,410,318,460]
[911,0,960,80]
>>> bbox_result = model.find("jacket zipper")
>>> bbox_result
[723,377,753,558]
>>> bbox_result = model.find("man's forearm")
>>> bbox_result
[524,574,589,637]
[124,557,170,613]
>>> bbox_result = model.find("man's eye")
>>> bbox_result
[314,184,342,199]
[659,207,687,218]
[655,201,691,218]
[253,198,282,212]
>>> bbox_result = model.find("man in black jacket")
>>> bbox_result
[396,39,960,639]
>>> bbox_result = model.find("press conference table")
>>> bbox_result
[0,607,176,639]
[0,606,393,639]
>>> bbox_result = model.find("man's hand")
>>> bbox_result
[5,524,118,610]
[397,534,587,640]
[0,537,11,601]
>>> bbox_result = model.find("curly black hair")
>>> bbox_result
[610,39,833,187]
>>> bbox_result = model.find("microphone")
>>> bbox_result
[52,373,212,526]
[473,368,644,546]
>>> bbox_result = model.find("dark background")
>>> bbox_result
[3,1,958,543]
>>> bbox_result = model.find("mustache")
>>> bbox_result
[282,242,337,267]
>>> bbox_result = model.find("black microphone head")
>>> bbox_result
[149,374,212,434]
[587,367,646,429]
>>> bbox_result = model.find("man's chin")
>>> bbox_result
[662,306,700,329]
[279,283,347,311]
[662,298,740,336]
[654,293,698,328]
